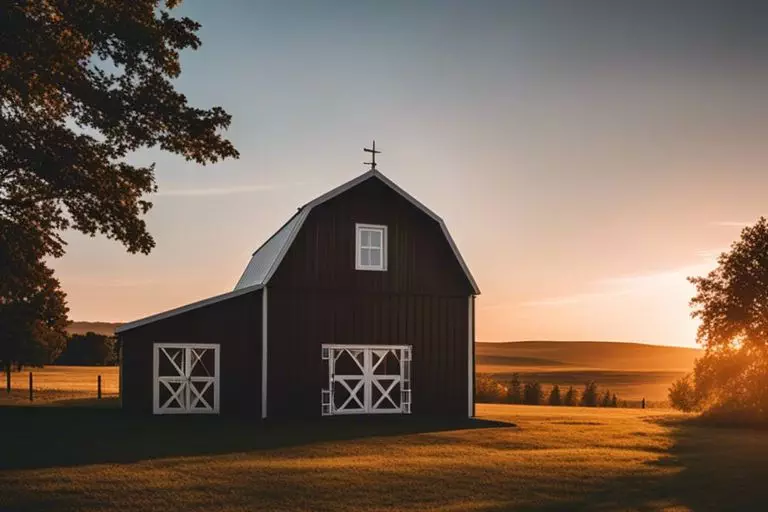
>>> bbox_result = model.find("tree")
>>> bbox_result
[668,374,699,412]
[601,390,611,407]
[563,386,578,406]
[611,393,618,408]
[56,332,116,366]
[581,381,599,407]
[506,373,522,404]
[0,232,68,371]
[475,374,507,403]
[0,1,238,368]
[548,384,562,406]
[523,381,543,405]
[686,218,768,422]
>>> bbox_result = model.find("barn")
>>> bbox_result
[116,168,480,419]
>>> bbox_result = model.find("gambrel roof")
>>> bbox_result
[117,169,478,334]
[234,169,480,294]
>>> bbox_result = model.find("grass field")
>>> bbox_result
[0,403,765,511]
[0,366,119,405]
[477,341,701,401]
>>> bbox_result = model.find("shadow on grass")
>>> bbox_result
[0,405,513,471]
[521,415,768,512]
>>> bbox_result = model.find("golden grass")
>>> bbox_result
[0,366,119,404]
[2,403,766,511]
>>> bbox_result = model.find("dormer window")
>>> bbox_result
[356,223,387,271]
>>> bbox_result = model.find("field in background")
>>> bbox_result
[0,366,119,405]
[477,341,701,401]
[1,403,766,511]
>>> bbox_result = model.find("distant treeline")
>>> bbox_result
[477,373,623,408]
[54,332,117,366]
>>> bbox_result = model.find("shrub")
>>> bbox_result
[668,374,701,413]
[476,374,507,403]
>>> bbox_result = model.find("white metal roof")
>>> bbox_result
[117,169,479,334]
[235,169,480,294]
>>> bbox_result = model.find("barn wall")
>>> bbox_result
[269,177,474,296]
[120,289,262,417]
[266,178,472,418]
[268,290,469,418]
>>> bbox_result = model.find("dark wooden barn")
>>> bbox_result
[116,169,480,418]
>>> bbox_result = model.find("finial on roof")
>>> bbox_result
[363,140,381,171]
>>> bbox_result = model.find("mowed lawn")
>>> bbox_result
[1,404,766,511]
[0,366,119,404]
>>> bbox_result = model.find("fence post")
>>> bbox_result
[98,375,102,400]
[29,372,33,402]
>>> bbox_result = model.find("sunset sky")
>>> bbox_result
[51,1,768,348]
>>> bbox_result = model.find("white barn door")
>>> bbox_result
[153,343,220,415]
[321,345,411,416]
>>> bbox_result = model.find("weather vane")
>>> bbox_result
[363,140,381,170]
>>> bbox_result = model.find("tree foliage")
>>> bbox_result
[0,1,238,367]
[476,374,507,403]
[580,381,599,407]
[681,218,768,422]
[506,373,522,404]
[563,386,578,406]
[523,381,543,405]
[548,384,562,406]
[56,332,116,366]
[668,374,700,413]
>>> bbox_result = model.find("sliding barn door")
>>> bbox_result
[321,345,411,416]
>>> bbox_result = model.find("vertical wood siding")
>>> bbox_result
[268,178,473,418]
[270,178,474,296]
[268,290,469,418]
[120,290,262,416]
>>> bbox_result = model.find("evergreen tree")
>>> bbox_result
[580,381,599,407]
[523,381,543,405]
[611,393,618,408]
[563,386,579,406]
[601,390,612,407]
[548,384,562,406]
[506,373,522,404]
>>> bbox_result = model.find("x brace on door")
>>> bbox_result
[321,344,412,416]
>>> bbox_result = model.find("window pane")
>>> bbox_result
[360,248,370,266]
[361,230,370,247]
[370,230,381,248]
[370,248,381,267]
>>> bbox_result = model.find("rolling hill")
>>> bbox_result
[66,321,122,336]
[476,341,701,402]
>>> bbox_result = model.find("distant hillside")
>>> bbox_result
[477,341,700,372]
[66,322,122,336]
[476,341,702,401]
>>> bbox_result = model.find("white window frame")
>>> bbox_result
[355,223,388,271]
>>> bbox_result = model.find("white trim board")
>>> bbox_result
[261,286,268,419]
